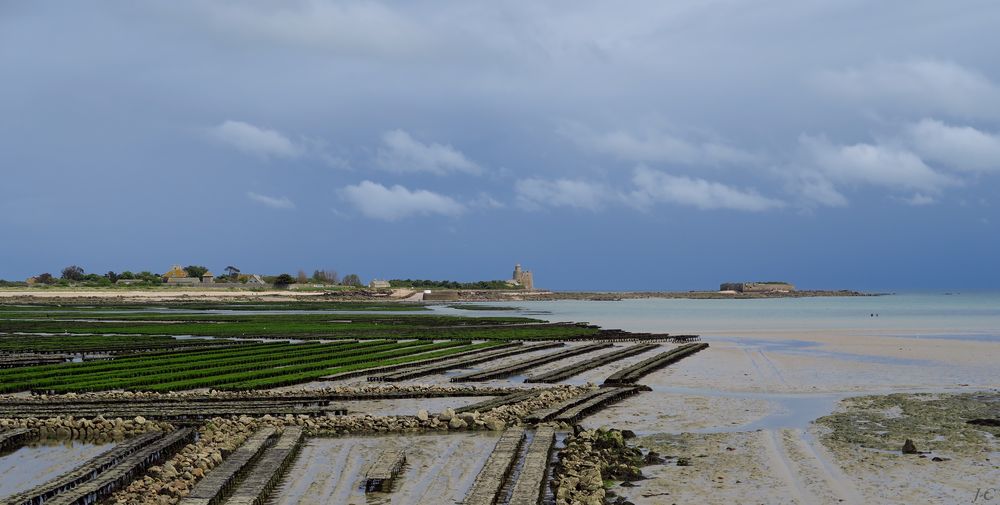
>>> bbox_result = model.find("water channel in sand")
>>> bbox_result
[270,432,501,505]
[0,439,117,498]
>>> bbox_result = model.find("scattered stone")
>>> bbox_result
[642,451,666,465]
[902,439,918,454]
[967,418,1000,427]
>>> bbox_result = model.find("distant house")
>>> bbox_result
[238,274,266,286]
[164,265,215,285]
[163,265,188,281]
[369,279,391,289]
[164,265,200,284]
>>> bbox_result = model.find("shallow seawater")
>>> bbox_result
[431,293,1000,338]
[0,439,117,498]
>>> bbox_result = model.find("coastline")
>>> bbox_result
[0,287,874,304]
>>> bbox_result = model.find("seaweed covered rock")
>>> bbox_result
[552,428,648,505]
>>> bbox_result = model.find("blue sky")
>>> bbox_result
[2,1,999,291]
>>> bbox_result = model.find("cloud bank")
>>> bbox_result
[340,181,465,221]
[209,120,303,159]
[376,130,482,175]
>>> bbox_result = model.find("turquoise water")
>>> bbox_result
[437,293,1000,339]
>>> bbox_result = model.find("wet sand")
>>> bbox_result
[272,432,501,505]
[582,330,1000,505]
[339,396,489,417]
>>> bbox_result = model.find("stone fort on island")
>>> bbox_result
[510,264,534,291]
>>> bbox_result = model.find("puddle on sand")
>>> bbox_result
[582,385,847,435]
[707,337,936,366]
[270,431,501,505]
[0,439,116,498]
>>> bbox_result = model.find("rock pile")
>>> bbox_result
[13,385,590,505]
[111,417,259,505]
[0,383,518,403]
[0,415,171,442]
[481,385,591,427]
[552,428,646,505]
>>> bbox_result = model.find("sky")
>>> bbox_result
[1,0,999,291]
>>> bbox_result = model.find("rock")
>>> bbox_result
[448,417,467,430]
[416,409,429,421]
[902,439,918,454]
[931,456,950,462]
[484,418,505,431]
[676,457,691,466]
[438,410,454,422]
[642,451,666,465]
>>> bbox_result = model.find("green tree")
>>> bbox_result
[224,266,240,281]
[341,274,362,287]
[312,269,338,284]
[183,265,209,278]
[273,273,295,286]
[36,273,55,284]
[61,265,85,281]
[137,271,162,284]
[105,271,119,283]
[119,271,135,280]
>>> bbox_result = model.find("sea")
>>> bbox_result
[434,292,1000,341]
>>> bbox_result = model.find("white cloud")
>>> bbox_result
[797,135,959,194]
[629,166,784,211]
[815,59,1000,118]
[560,124,760,166]
[514,178,611,211]
[786,173,849,208]
[209,120,303,158]
[246,191,295,209]
[376,129,483,175]
[515,168,782,213]
[340,181,465,221]
[899,193,936,206]
[904,119,1000,173]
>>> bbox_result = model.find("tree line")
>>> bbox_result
[387,279,519,290]
[4,265,365,288]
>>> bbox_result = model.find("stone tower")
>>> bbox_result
[512,263,534,291]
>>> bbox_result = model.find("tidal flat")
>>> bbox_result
[0,293,997,504]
